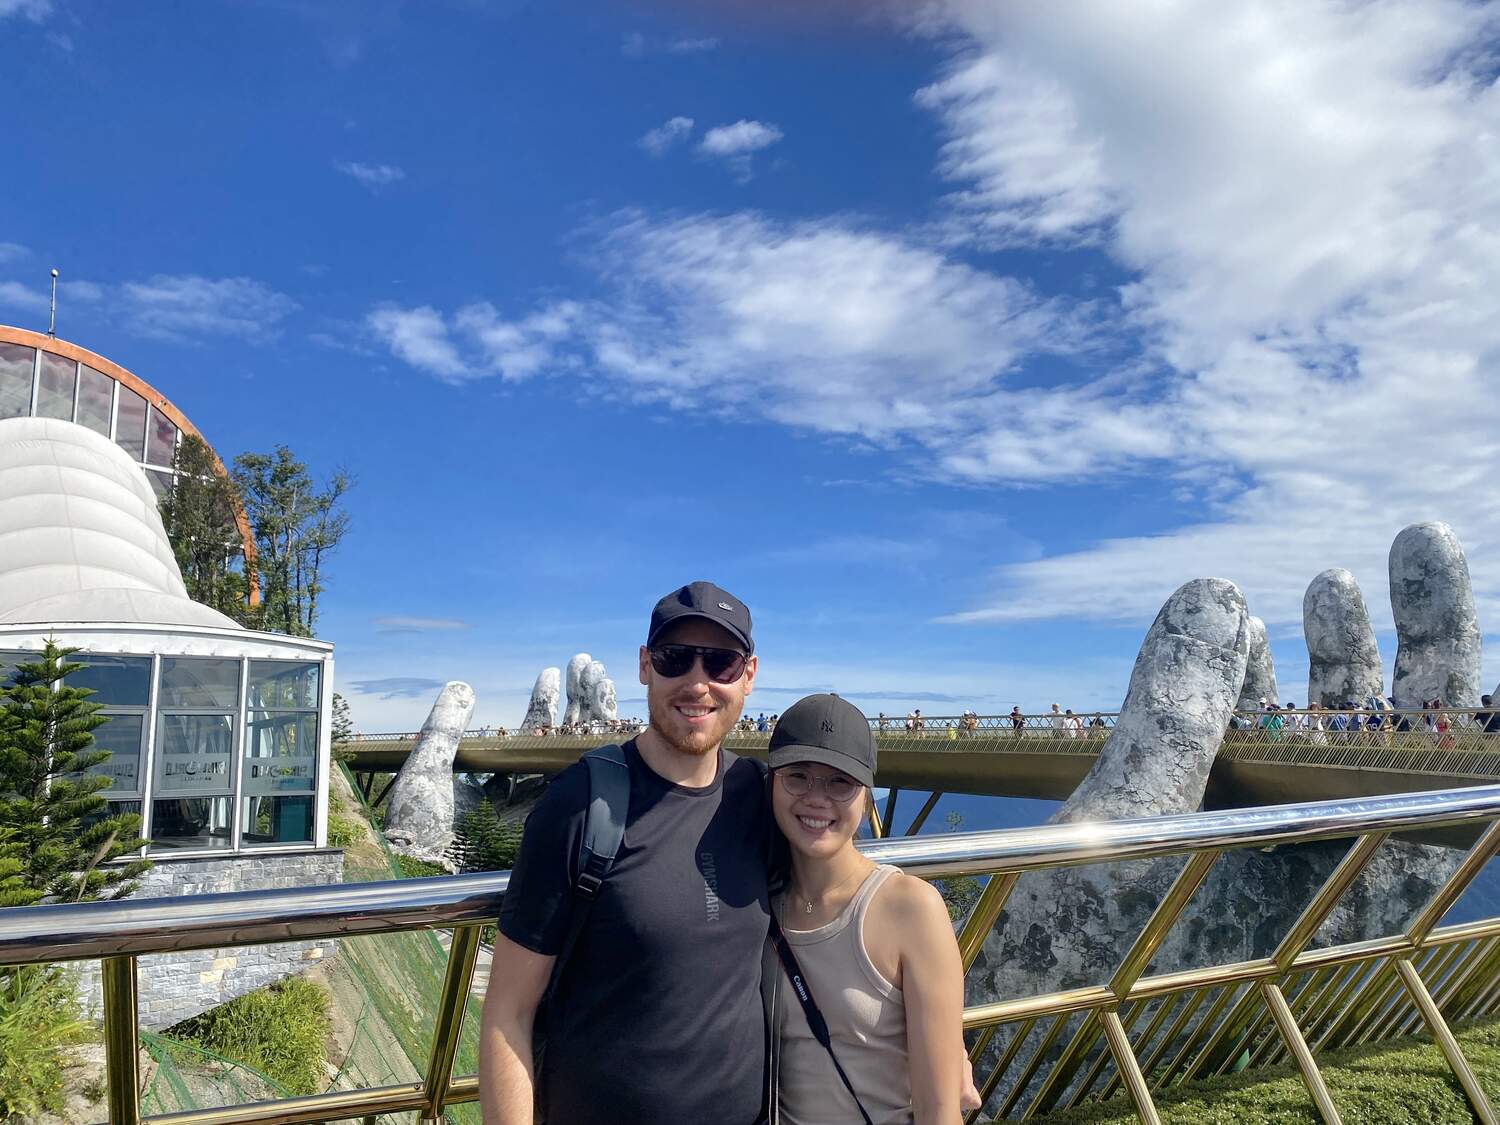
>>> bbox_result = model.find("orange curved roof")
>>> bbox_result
[0,324,260,605]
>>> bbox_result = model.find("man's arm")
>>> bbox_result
[479,934,556,1125]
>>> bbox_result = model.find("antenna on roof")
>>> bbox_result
[47,269,58,337]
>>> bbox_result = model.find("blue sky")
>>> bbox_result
[5,0,1500,731]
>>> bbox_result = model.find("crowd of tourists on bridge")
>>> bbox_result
[1237,695,1500,744]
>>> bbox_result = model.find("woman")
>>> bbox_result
[763,692,966,1125]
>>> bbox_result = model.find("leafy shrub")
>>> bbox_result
[392,854,446,879]
[0,965,85,1117]
[327,811,362,849]
[165,976,331,1095]
[449,806,523,874]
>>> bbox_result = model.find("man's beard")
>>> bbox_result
[647,691,741,756]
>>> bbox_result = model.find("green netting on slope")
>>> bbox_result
[136,765,487,1123]
[329,761,487,1125]
[140,1031,287,1114]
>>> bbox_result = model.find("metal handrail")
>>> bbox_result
[6,784,1500,967]
[11,783,1500,1123]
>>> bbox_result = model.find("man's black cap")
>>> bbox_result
[647,581,754,654]
[768,693,876,788]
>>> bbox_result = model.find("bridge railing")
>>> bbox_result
[5,784,1500,1122]
[347,709,1500,769]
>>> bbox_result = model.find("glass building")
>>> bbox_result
[0,411,333,857]
[0,323,254,559]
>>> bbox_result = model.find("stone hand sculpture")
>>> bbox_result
[383,681,485,869]
[593,676,618,724]
[1233,615,1278,713]
[1304,568,1383,707]
[1390,522,1482,708]
[969,526,1478,1113]
[521,667,561,731]
[563,653,592,726]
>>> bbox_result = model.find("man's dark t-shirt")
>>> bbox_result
[499,740,770,1125]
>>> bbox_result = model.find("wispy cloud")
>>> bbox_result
[622,31,719,57]
[0,0,52,20]
[639,116,695,156]
[0,243,27,264]
[346,676,449,700]
[336,161,406,189]
[367,305,467,379]
[372,615,473,634]
[0,281,47,313]
[369,210,1072,423]
[120,275,298,341]
[698,119,783,179]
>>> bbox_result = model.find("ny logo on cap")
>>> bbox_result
[821,719,835,733]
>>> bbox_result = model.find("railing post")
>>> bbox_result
[1100,1008,1162,1125]
[101,954,142,1125]
[419,924,484,1124]
[956,871,1020,972]
[1261,981,1342,1124]
[1394,958,1498,1125]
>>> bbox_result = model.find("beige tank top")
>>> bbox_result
[777,864,912,1125]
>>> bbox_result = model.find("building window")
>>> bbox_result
[115,384,148,461]
[73,655,152,813]
[151,657,241,852]
[35,352,77,420]
[0,343,34,420]
[241,661,320,847]
[146,406,178,468]
[75,365,114,437]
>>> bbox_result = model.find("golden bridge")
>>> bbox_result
[345,709,1500,839]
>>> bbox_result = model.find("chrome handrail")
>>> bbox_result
[6,784,1500,965]
[11,782,1500,1124]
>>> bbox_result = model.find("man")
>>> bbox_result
[480,581,768,1125]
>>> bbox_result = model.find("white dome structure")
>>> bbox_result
[0,414,334,860]
[0,416,239,629]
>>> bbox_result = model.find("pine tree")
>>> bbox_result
[0,642,150,906]
[159,434,253,624]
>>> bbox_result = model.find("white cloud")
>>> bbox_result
[903,0,1500,632]
[119,275,297,341]
[699,119,784,157]
[0,243,27,264]
[367,305,467,379]
[372,616,473,634]
[621,31,647,57]
[372,211,1076,441]
[0,280,47,313]
[638,116,695,156]
[669,36,719,53]
[698,120,785,180]
[336,161,405,189]
[0,0,51,20]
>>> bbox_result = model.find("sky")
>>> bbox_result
[4,0,1500,732]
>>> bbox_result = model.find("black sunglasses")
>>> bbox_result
[648,644,748,684]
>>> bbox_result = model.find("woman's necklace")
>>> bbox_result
[793,866,866,915]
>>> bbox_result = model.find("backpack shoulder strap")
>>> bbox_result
[548,744,629,989]
[576,742,630,900]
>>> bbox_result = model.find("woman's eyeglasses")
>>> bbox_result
[775,767,862,803]
[647,644,748,684]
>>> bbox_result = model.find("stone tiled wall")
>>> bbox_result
[75,849,345,1031]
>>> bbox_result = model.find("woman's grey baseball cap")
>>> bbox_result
[648,581,754,654]
[768,693,877,788]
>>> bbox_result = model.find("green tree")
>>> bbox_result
[0,642,150,905]
[159,434,253,624]
[331,691,354,762]
[0,644,151,1116]
[233,447,352,638]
